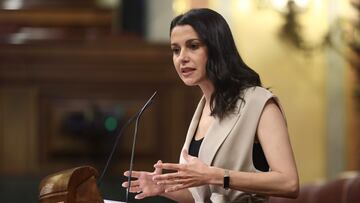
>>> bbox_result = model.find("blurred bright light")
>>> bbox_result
[237,0,252,12]
[294,0,310,9]
[96,0,122,9]
[173,0,189,15]
[104,117,118,132]
[2,0,23,10]
[271,0,288,11]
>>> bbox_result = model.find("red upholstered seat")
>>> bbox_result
[268,184,319,203]
[345,175,360,203]
[269,175,360,203]
[310,178,349,203]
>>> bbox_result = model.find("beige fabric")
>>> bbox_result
[180,87,285,203]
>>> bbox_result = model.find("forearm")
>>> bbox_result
[161,188,194,203]
[208,167,299,198]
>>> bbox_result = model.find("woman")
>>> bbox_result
[122,8,299,203]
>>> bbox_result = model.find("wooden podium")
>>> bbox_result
[39,166,104,203]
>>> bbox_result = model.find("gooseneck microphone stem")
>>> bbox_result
[126,91,157,203]
[97,91,157,199]
[125,115,141,202]
[97,114,137,186]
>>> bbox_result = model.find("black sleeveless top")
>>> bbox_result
[188,136,269,172]
[188,137,204,158]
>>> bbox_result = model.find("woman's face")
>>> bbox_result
[170,25,209,87]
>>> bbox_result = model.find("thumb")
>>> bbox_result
[135,193,147,200]
[154,160,162,174]
[182,149,193,161]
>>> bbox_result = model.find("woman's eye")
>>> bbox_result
[172,47,180,54]
[190,43,199,50]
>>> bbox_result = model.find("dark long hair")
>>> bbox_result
[170,8,262,119]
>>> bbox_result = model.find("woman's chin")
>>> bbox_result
[182,80,198,86]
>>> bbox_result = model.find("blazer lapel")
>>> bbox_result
[181,97,205,154]
[198,99,242,166]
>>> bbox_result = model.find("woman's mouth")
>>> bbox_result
[181,67,196,76]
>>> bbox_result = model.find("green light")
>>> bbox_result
[105,117,117,132]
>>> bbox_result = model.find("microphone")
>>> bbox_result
[97,91,158,188]
[126,91,157,202]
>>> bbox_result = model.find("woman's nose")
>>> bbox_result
[179,49,190,63]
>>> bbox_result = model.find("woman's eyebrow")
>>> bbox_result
[186,38,201,43]
[171,38,201,46]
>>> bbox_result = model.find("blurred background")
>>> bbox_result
[0,0,358,202]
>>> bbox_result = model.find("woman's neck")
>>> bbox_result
[199,80,214,108]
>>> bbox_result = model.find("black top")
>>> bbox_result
[188,136,204,157]
[188,137,269,172]
[253,142,269,172]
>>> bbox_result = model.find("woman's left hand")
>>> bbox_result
[153,149,213,193]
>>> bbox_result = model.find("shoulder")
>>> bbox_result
[244,86,273,98]
[230,86,274,114]
[242,86,275,104]
[244,86,287,124]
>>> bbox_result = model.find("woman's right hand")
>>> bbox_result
[122,160,165,199]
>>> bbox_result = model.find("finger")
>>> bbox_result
[157,178,192,185]
[156,179,179,185]
[122,180,140,188]
[154,160,162,174]
[128,186,142,193]
[154,163,184,171]
[124,170,141,178]
[153,172,183,181]
[156,179,172,185]
[135,192,148,200]
[165,183,192,193]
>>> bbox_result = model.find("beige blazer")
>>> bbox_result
[180,87,285,203]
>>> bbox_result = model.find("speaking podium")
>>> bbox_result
[39,166,104,203]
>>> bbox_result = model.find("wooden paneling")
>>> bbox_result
[0,5,114,43]
[0,40,177,84]
[0,9,112,26]
[0,87,39,173]
[0,39,201,175]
